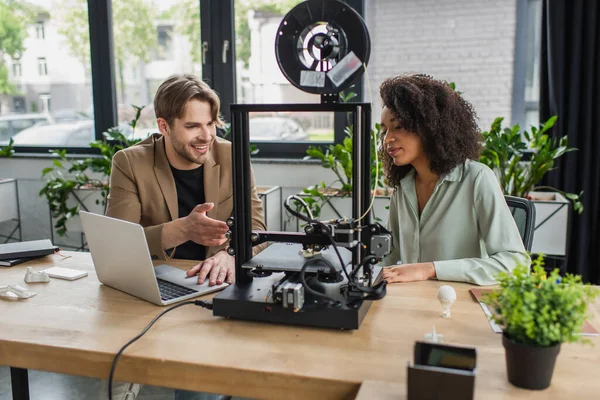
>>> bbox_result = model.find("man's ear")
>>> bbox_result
[157,118,170,136]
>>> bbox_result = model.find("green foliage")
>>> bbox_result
[0,65,15,94]
[0,137,14,157]
[55,0,158,102]
[301,90,386,219]
[480,116,583,213]
[0,0,33,94]
[448,82,462,95]
[169,0,201,63]
[40,106,145,236]
[485,256,599,347]
[305,123,384,196]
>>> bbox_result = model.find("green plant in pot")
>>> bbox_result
[480,115,583,213]
[300,122,388,221]
[299,89,388,222]
[484,256,599,390]
[40,106,144,236]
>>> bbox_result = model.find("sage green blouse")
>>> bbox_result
[383,160,530,286]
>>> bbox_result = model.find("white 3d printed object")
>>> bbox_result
[0,284,37,299]
[424,326,443,344]
[437,285,457,319]
[24,267,50,283]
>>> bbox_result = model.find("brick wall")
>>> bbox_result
[364,0,517,130]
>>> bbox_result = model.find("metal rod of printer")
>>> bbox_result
[231,105,253,286]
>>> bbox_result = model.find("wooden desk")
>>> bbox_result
[1,252,599,399]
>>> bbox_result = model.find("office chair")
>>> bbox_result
[505,195,536,252]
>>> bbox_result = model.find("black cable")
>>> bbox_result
[283,195,352,281]
[107,300,213,400]
[351,255,377,278]
[321,226,386,299]
[284,194,387,302]
[300,257,340,305]
[284,195,314,223]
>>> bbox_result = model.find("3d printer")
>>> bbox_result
[212,0,392,330]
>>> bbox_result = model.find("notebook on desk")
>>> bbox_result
[470,288,599,336]
[0,239,57,263]
[0,256,38,267]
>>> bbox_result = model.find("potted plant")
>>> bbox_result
[300,122,390,221]
[480,116,583,256]
[40,106,144,238]
[485,256,599,390]
[293,90,390,229]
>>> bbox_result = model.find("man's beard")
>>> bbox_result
[172,137,212,165]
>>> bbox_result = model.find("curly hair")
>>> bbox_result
[379,74,482,188]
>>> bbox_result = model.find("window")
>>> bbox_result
[37,57,48,76]
[12,62,21,77]
[6,0,364,156]
[523,0,542,128]
[232,0,363,158]
[512,0,542,129]
[112,0,202,138]
[35,21,45,39]
[3,1,94,149]
[12,119,41,133]
[235,1,333,143]
[40,93,51,112]
[0,121,9,142]
[155,25,174,61]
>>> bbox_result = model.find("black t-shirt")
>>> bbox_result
[170,165,206,261]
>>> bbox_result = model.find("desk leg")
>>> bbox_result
[10,367,30,400]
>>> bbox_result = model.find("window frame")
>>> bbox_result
[12,62,21,77]
[37,57,48,76]
[512,0,542,128]
[35,21,45,40]
[207,0,366,159]
[9,0,366,158]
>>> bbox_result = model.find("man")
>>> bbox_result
[103,74,265,399]
[106,73,266,286]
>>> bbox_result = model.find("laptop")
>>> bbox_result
[80,211,227,306]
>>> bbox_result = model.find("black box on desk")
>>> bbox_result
[407,341,476,400]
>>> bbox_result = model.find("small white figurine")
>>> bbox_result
[24,267,50,283]
[0,284,37,300]
[424,326,443,344]
[437,285,457,318]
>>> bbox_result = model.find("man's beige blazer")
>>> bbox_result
[105,134,266,260]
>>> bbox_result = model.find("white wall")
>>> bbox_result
[253,161,337,200]
[0,158,335,188]
[365,0,517,129]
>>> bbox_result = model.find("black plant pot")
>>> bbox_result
[502,333,561,390]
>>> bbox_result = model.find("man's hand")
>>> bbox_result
[382,262,436,283]
[182,203,229,247]
[186,250,235,286]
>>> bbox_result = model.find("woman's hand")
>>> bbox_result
[382,262,436,283]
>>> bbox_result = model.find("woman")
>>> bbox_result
[380,74,529,286]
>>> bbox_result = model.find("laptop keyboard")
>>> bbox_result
[157,278,199,301]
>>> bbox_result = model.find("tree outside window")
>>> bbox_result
[0,1,32,95]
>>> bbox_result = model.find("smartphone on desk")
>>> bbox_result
[414,341,477,372]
